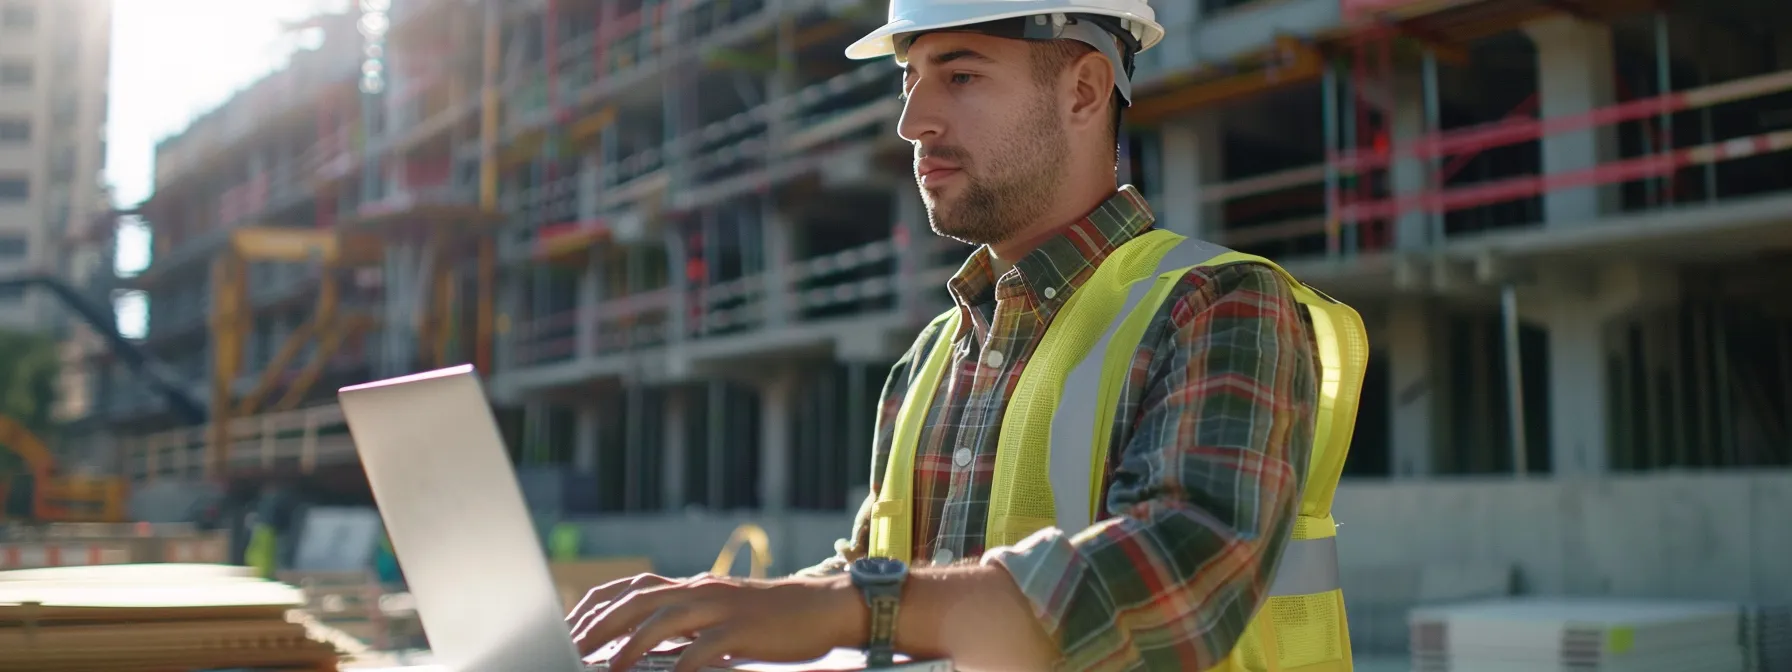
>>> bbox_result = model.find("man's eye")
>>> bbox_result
[950,73,974,85]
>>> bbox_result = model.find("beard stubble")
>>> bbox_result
[919,93,1070,248]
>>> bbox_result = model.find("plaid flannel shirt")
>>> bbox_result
[803,185,1320,670]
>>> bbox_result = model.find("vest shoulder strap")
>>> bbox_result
[866,306,960,563]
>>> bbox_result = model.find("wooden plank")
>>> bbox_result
[0,563,341,671]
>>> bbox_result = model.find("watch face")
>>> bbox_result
[854,556,908,580]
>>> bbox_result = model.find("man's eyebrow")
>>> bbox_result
[930,48,994,65]
[905,48,996,75]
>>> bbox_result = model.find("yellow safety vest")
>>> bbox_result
[245,523,279,579]
[868,229,1368,672]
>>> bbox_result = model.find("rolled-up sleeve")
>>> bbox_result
[982,262,1319,671]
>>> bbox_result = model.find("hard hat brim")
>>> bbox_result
[844,9,1165,61]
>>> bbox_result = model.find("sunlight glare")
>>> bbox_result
[107,0,330,336]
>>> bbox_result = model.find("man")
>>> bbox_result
[567,2,1364,671]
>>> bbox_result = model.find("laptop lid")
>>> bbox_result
[339,365,584,672]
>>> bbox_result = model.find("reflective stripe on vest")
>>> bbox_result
[1269,536,1340,597]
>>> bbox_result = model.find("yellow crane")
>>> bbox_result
[207,227,384,478]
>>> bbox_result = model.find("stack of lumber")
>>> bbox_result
[1408,597,1747,672]
[0,563,349,672]
[280,569,424,651]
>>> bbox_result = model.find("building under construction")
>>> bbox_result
[61,0,1792,654]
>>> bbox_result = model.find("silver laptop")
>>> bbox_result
[338,365,949,672]
[340,365,591,672]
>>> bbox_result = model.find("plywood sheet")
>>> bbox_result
[0,562,344,672]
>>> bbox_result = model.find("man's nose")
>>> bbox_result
[896,85,944,144]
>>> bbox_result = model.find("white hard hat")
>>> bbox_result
[846,0,1164,103]
[845,0,1164,61]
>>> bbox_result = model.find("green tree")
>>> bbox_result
[0,330,59,474]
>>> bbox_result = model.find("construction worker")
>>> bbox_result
[244,513,278,580]
[568,1,1367,670]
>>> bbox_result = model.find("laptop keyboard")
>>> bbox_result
[583,636,690,670]
[584,655,680,671]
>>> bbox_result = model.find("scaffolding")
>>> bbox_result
[107,0,1792,498]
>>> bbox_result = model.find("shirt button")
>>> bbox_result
[953,448,972,467]
[932,548,955,565]
[984,350,1005,368]
[1042,286,1057,299]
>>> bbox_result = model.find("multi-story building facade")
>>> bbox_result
[0,0,111,328]
[0,0,116,473]
[106,0,1792,655]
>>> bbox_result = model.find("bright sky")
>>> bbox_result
[107,0,337,333]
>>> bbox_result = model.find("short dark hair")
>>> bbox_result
[1028,39,1125,161]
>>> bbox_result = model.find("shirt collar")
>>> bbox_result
[946,185,1157,314]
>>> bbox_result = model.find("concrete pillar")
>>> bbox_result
[1156,112,1225,240]
[1532,263,1678,475]
[576,153,600,224]
[840,360,878,515]
[660,6,693,194]
[380,243,420,376]
[662,387,688,506]
[1388,71,1433,250]
[664,229,690,344]
[576,252,599,359]
[1526,15,1619,225]
[495,270,524,372]
[1543,302,1604,474]
[573,403,599,474]
[1387,300,1445,476]
[894,190,929,318]
[521,402,548,465]
[705,381,727,507]
[1155,0,1196,68]
[623,383,646,510]
[762,196,794,327]
[758,371,795,513]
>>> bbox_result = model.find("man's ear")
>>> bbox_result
[1065,49,1115,131]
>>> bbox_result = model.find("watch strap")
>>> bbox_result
[864,586,901,667]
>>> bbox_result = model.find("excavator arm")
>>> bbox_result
[0,272,206,425]
[0,414,53,479]
[0,399,126,522]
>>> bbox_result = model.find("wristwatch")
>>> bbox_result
[848,556,910,667]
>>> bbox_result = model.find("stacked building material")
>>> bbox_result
[1408,597,1747,672]
[0,563,346,672]
[281,569,425,651]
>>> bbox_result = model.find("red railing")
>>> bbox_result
[1338,0,1442,23]
[1330,68,1792,226]
[1205,67,1792,256]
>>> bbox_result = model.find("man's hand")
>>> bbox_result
[568,572,867,672]
[565,572,683,631]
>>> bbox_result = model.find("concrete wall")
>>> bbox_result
[1333,470,1792,603]
[560,470,1792,599]
[566,509,855,579]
